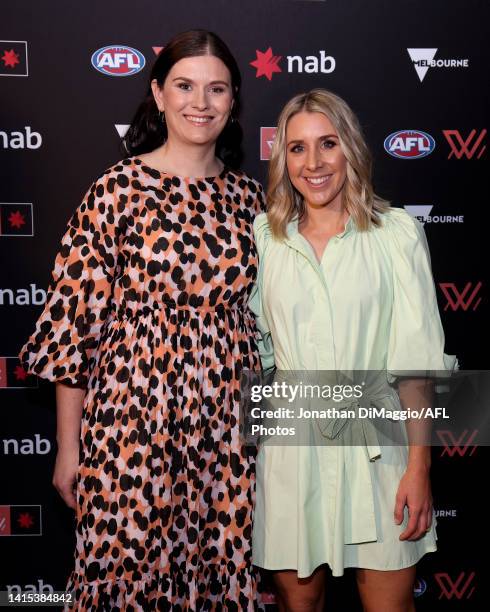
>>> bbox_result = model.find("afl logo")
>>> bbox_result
[384,130,436,159]
[91,45,145,76]
[413,578,427,597]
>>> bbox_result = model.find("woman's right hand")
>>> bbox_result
[52,444,78,510]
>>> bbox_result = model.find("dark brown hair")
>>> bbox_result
[123,30,243,168]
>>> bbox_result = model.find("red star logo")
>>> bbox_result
[17,513,34,529]
[250,47,282,81]
[8,210,26,229]
[14,365,27,381]
[1,49,20,69]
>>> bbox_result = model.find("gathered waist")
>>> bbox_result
[111,301,254,322]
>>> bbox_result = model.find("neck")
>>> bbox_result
[301,198,348,233]
[153,138,222,177]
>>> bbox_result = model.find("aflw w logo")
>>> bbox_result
[434,571,476,599]
[436,429,478,457]
[443,129,486,159]
[439,282,483,311]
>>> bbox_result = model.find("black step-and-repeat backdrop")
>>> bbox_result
[1,0,488,609]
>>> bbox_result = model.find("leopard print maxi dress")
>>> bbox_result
[19,157,265,611]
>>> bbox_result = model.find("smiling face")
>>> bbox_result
[286,111,348,210]
[152,55,234,148]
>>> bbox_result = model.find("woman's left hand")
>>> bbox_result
[394,466,433,541]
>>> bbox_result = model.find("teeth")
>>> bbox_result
[305,176,329,185]
[186,116,211,123]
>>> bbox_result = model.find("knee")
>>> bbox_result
[279,590,323,612]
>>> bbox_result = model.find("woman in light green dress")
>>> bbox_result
[249,90,457,611]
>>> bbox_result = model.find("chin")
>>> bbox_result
[182,133,217,146]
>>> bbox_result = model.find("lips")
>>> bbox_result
[184,114,213,126]
[303,175,332,186]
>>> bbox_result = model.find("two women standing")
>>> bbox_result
[20,29,454,612]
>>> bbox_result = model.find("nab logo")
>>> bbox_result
[0,357,38,389]
[250,47,335,81]
[0,505,42,536]
[0,41,28,77]
[413,578,427,597]
[0,284,47,305]
[443,129,486,159]
[439,282,483,311]
[0,203,34,237]
[250,48,282,80]
[384,130,435,159]
[6,579,54,595]
[1,435,51,455]
[260,127,277,160]
[91,46,145,76]
[434,571,476,600]
[0,127,42,149]
[436,429,479,457]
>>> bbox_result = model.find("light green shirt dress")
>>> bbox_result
[249,207,457,577]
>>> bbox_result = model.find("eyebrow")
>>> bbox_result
[287,134,339,145]
[172,77,230,86]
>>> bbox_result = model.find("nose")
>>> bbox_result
[192,87,209,111]
[305,146,323,171]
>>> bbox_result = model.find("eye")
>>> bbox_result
[290,144,304,153]
[177,82,191,91]
[322,139,337,149]
[210,86,225,94]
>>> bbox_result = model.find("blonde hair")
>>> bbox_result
[267,89,389,239]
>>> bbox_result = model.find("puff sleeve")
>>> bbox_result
[249,213,275,373]
[19,176,120,387]
[385,208,458,379]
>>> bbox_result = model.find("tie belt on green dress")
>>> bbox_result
[259,371,405,544]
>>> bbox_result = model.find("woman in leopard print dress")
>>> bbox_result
[20,30,264,610]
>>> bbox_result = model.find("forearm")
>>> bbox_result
[398,378,434,472]
[55,382,85,449]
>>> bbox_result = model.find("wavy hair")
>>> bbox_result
[267,89,389,239]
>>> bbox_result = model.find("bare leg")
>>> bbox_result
[273,565,327,612]
[356,566,416,612]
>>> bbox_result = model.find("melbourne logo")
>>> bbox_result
[439,282,483,311]
[0,41,28,77]
[260,127,277,160]
[0,127,42,149]
[403,205,464,225]
[435,508,458,518]
[115,124,130,139]
[407,49,469,82]
[91,45,145,76]
[443,129,486,159]
[384,130,435,159]
[250,47,335,80]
